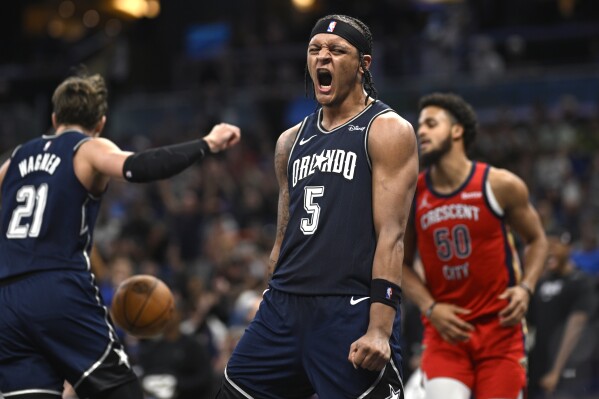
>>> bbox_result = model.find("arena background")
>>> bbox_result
[1,0,599,398]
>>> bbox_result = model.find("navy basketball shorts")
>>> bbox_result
[224,287,404,398]
[0,270,137,398]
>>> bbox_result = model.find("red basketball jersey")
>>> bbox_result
[414,162,522,321]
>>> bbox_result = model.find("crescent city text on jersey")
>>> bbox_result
[18,152,61,178]
[420,204,481,230]
[291,149,357,187]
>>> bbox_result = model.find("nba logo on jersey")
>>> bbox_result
[327,21,337,32]
[386,287,392,300]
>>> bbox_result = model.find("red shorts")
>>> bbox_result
[421,316,527,399]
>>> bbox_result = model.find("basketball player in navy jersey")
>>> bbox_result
[0,72,240,399]
[217,15,418,398]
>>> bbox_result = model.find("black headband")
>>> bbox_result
[309,19,371,55]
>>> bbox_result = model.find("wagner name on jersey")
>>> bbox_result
[0,131,100,280]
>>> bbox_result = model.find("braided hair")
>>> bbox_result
[305,15,378,105]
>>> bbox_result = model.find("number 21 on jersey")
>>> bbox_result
[6,184,48,239]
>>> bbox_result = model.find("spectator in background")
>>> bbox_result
[528,229,599,398]
[138,300,215,399]
[98,255,135,307]
[570,221,599,277]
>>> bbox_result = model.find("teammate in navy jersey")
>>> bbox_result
[218,15,418,398]
[0,72,240,399]
[402,93,547,399]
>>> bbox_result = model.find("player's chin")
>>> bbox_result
[419,143,432,153]
[315,94,336,107]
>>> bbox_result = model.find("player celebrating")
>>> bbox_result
[402,92,548,399]
[217,14,418,398]
[0,72,240,399]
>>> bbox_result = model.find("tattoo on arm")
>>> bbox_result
[274,130,295,237]
[277,185,290,238]
[270,128,297,275]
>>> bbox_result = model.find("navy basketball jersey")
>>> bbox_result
[0,131,101,279]
[271,100,397,296]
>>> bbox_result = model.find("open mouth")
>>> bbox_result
[317,69,332,88]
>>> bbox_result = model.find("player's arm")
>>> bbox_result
[400,211,433,311]
[540,311,589,393]
[267,124,300,280]
[402,210,475,343]
[541,272,597,392]
[491,168,548,326]
[90,244,108,281]
[75,123,240,193]
[349,113,418,371]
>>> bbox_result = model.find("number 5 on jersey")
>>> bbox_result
[300,186,324,235]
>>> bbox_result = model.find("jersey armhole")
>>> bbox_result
[286,117,308,171]
[10,144,23,159]
[73,137,92,153]
[483,166,504,218]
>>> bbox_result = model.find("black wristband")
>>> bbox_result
[123,139,210,183]
[370,279,401,310]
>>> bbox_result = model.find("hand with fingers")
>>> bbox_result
[498,285,530,327]
[203,123,242,153]
[348,329,391,371]
[428,302,474,344]
[539,370,560,394]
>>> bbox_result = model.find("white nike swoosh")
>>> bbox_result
[299,135,317,145]
[350,296,370,305]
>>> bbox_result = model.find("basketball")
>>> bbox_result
[110,275,175,338]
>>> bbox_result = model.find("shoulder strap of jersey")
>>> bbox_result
[480,162,505,218]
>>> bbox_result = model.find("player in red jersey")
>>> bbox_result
[402,93,548,399]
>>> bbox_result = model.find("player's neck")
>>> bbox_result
[320,91,372,131]
[429,155,472,194]
[54,124,95,136]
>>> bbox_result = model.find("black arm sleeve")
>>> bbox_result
[122,139,210,183]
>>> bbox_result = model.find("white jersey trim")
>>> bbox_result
[73,272,119,389]
[316,102,375,134]
[3,389,61,397]
[10,145,23,159]
[287,118,308,172]
[224,368,255,398]
[73,137,91,152]
[485,180,504,217]
[357,358,404,398]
